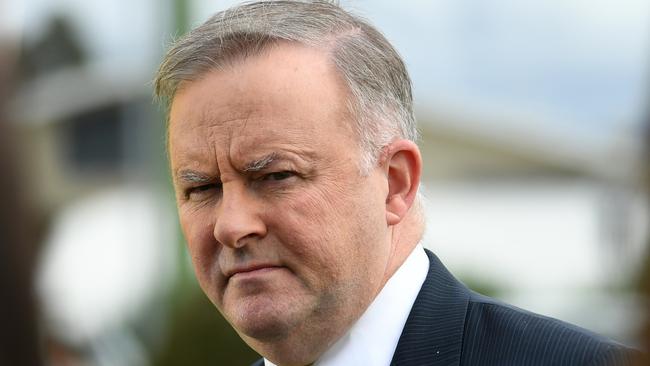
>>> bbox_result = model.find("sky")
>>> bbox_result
[193,0,650,142]
[11,0,650,143]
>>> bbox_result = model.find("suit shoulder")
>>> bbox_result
[461,291,638,366]
[250,358,264,366]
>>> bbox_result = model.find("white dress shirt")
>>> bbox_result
[265,244,429,366]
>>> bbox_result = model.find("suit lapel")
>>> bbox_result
[390,249,470,366]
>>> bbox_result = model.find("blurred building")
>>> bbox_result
[418,108,647,344]
[11,13,178,366]
[9,3,259,365]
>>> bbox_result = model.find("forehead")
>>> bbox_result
[168,43,357,165]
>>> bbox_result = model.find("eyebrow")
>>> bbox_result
[175,152,286,183]
[243,152,280,172]
[176,169,213,184]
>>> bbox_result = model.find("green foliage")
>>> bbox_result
[152,284,260,366]
[459,275,503,299]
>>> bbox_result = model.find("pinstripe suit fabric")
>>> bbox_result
[251,249,639,366]
[389,250,638,366]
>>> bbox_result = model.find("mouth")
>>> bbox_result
[225,264,284,281]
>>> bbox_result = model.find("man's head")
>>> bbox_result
[155,0,417,172]
[155,1,423,364]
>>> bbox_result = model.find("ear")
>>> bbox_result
[381,139,422,226]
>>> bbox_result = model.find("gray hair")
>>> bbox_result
[154,0,418,172]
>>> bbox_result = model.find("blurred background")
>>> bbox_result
[1,0,649,365]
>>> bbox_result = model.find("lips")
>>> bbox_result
[224,264,283,279]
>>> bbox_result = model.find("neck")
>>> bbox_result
[379,210,423,291]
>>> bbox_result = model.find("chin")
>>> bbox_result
[225,293,300,341]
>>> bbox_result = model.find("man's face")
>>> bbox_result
[168,43,395,346]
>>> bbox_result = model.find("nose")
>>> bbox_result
[213,183,267,248]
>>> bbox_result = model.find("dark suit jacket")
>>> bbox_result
[252,249,640,366]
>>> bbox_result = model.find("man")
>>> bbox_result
[154,1,640,365]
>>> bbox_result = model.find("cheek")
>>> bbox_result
[282,184,350,243]
[179,207,221,278]
[287,178,382,240]
[283,177,387,261]
[265,184,364,281]
[179,208,231,309]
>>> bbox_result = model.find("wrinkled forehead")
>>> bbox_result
[167,42,359,153]
[170,109,324,156]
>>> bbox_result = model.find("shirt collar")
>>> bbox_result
[265,244,429,366]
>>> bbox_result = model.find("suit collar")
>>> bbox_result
[390,249,470,366]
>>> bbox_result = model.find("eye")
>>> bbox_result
[261,171,295,181]
[185,183,222,200]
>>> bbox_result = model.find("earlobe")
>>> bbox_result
[386,197,407,225]
[384,140,422,226]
